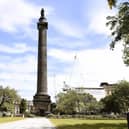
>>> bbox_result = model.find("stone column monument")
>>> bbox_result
[33,8,51,115]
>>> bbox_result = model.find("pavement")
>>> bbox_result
[0,117,56,129]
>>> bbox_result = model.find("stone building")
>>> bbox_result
[100,82,117,95]
[63,82,117,98]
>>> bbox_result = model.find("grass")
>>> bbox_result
[50,119,128,129]
[0,117,24,124]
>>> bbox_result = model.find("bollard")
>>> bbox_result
[127,112,129,129]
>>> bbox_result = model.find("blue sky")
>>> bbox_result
[0,0,129,101]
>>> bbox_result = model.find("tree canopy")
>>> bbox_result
[20,98,27,114]
[101,80,129,113]
[0,86,20,112]
[56,90,99,114]
[107,1,129,65]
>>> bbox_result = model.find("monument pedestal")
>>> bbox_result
[33,94,51,115]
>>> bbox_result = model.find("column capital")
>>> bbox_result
[38,8,48,29]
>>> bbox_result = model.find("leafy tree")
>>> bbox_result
[113,80,129,113]
[100,80,129,113]
[106,1,129,65]
[0,86,20,112]
[76,93,97,114]
[51,102,57,114]
[56,90,77,114]
[20,99,27,114]
[100,95,120,113]
[56,90,98,114]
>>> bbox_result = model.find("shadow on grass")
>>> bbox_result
[25,127,56,129]
[56,123,127,129]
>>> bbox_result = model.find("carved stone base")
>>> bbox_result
[33,94,51,115]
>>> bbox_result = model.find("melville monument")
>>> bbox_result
[33,8,51,115]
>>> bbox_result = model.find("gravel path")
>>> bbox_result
[0,117,56,129]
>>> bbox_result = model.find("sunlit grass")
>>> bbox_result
[0,117,24,124]
[50,119,127,129]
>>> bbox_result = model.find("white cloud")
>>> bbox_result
[0,38,127,101]
[57,47,127,86]
[0,43,36,53]
[83,0,116,35]
[0,0,54,33]
[0,53,37,74]
[88,12,110,35]
[48,16,85,39]
[48,48,75,62]
[0,0,54,100]
[0,54,37,100]
[48,37,92,49]
[47,45,129,100]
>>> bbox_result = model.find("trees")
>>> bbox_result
[113,80,129,113]
[101,80,129,114]
[106,1,129,65]
[20,99,27,114]
[100,95,120,113]
[0,86,20,112]
[56,90,98,114]
[56,90,77,114]
[76,93,98,114]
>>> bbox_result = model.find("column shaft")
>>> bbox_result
[37,28,47,95]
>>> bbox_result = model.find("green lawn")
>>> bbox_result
[50,119,127,129]
[0,117,24,124]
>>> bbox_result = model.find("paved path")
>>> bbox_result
[0,118,56,129]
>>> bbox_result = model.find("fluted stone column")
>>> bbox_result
[33,8,51,115]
